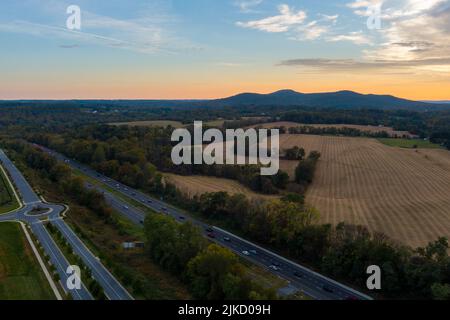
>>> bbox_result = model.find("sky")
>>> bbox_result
[0,0,449,100]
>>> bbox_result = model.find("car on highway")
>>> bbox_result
[269,265,280,271]
[147,200,153,204]
[242,250,250,256]
[123,205,129,210]
[249,250,257,255]
[205,227,213,233]
[179,216,185,220]
[271,261,281,267]
[322,285,334,293]
[293,271,304,278]
[223,237,231,242]
[207,233,215,239]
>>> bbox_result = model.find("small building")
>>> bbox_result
[122,241,145,250]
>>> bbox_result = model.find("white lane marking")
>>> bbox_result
[19,221,62,300]
[54,220,133,300]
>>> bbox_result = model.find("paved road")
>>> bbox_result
[0,149,132,301]
[40,145,373,301]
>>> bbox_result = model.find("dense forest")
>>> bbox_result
[2,140,276,300]
[1,102,449,148]
[1,101,450,300]
[3,139,450,300]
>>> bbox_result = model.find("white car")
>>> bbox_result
[269,265,280,271]
[242,251,250,256]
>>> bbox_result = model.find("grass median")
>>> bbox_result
[0,222,55,300]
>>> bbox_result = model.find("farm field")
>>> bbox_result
[253,122,416,138]
[109,120,184,128]
[0,222,55,300]
[279,134,450,248]
[164,174,278,200]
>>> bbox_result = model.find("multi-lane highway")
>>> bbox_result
[40,145,373,301]
[0,149,132,301]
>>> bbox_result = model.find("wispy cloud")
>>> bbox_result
[0,3,199,54]
[328,31,372,45]
[234,0,264,13]
[236,4,306,33]
[280,0,450,75]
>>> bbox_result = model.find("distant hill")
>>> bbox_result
[207,90,449,110]
[421,100,450,104]
[2,90,449,111]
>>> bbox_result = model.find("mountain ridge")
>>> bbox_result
[208,89,447,110]
[2,90,449,111]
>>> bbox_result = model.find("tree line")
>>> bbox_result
[144,213,277,299]
[181,191,450,300]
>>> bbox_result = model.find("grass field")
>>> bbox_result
[0,166,20,214]
[378,138,442,149]
[164,174,278,200]
[109,120,184,128]
[279,134,450,248]
[0,222,55,300]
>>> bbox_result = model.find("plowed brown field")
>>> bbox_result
[164,174,278,201]
[279,134,450,248]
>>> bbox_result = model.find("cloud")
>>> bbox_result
[328,31,372,45]
[277,57,450,75]
[292,21,330,41]
[363,1,450,64]
[59,44,79,49]
[320,14,339,23]
[215,62,245,67]
[236,4,307,33]
[234,0,264,13]
[0,3,199,55]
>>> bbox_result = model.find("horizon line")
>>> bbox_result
[1,89,449,102]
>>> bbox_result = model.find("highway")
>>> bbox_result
[40,145,373,301]
[0,149,132,300]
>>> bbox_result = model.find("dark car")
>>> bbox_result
[322,285,334,293]
[207,233,215,239]
[205,227,213,233]
[179,216,185,220]
[271,261,281,267]
[223,237,231,242]
[293,271,304,278]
